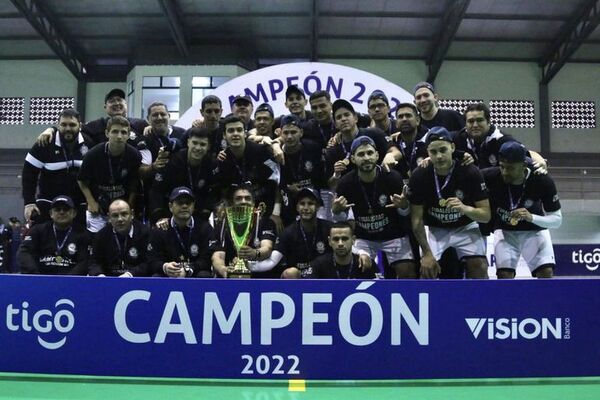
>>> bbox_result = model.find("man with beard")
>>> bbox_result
[77,116,142,232]
[367,90,395,136]
[22,109,93,228]
[332,136,416,278]
[88,199,151,277]
[391,103,428,181]
[18,195,89,275]
[325,99,399,190]
[247,103,276,144]
[210,185,277,278]
[149,187,213,278]
[413,82,464,132]
[277,114,325,225]
[149,127,217,223]
[190,95,226,156]
[407,128,491,279]
[483,142,561,279]
[311,222,376,279]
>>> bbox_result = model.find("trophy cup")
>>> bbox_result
[225,205,256,279]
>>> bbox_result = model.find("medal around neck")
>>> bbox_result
[226,205,256,279]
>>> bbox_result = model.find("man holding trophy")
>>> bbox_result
[210,185,277,278]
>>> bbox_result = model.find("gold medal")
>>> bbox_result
[509,217,519,226]
[438,198,447,207]
[55,255,63,263]
[342,158,350,166]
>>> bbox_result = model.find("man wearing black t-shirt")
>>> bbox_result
[77,116,142,232]
[149,187,213,278]
[407,127,491,279]
[23,109,93,228]
[213,116,280,217]
[210,185,277,278]
[413,82,465,132]
[88,199,151,277]
[483,142,561,279]
[391,103,428,181]
[277,114,326,225]
[325,99,399,190]
[332,136,416,278]
[149,127,217,223]
[367,90,395,137]
[18,195,89,275]
[312,222,376,279]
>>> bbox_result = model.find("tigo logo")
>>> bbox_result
[571,249,600,271]
[466,317,564,340]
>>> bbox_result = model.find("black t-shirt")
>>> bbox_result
[303,119,336,148]
[213,141,279,213]
[392,129,428,180]
[336,169,407,241]
[78,143,142,214]
[149,149,218,222]
[134,128,185,164]
[275,219,332,277]
[482,167,561,231]
[82,117,148,146]
[420,108,465,132]
[311,253,376,279]
[454,125,520,168]
[209,216,277,266]
[324,128,391,180]
[407,162,489,228]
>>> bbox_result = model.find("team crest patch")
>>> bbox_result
[196,179,205,189]
[128,247,138,259]
[129,131,137,140]
[378,194,387,207]
[154,173,163,182]
[524,199,534,208]
[488,154,497,165]
[455,190,464,200]
[304,161,313,172]
[67,243,77,255]
[147,243,153,251]
[190,244,199,257]
[316,241,325,254]
[121,169,128,177]
[80,145,89,155]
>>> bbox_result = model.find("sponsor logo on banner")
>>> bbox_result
[465,317,570,340]
[571,248,600,271]
[5,299,75,350]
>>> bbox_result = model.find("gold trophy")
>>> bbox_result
[225,205,256,278]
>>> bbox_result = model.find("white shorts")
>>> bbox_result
[428,222,486,260]
[494,229,555,272]
[86,211,108,233]
[353,237,414,264]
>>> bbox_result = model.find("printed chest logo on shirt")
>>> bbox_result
[67,243,77,255]
[81,145,89,155]
[316,241,325,254]
[523,199,534,208]
[128,247,138,259]
[489,154,497,165]
[190,244,199,257]
[304,160,313,172]
[455,190,464,201]
[378,194,387,207]
[121,168,128,178]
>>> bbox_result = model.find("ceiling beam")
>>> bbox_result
[157,0,189,57]
[9,0,93,80]
[540,0,600,84]
[310,0,318,61]
[426,0,470,83]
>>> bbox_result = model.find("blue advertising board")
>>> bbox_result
[554,244,600,276]
[1,275,598,380]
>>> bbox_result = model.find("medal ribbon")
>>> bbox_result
[334,253,355,279]
[53,225,72,255]
[171,217,194,261]
[433,162,455,201]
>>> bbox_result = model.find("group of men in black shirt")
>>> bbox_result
[18,80,561,279]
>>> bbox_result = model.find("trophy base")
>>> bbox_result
[226,260,252,279]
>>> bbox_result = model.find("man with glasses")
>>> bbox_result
[367,90,395,136]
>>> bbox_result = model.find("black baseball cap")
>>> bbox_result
[367,90,389,105]
[413,81,435,94]
[296,187,323,206]
[255,103,274,117]
[332,99,355,116]
[169,186,195,202]
[105,88,126,103]
[285,85,306,99]
[498,141,527,163]
[425,126,453,146]
[280,114,302,128]
[350,135,376,154]
[51,195,75,209]
[232,95,252,106]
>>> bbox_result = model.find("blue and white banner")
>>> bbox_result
[176,62,413,129]
[1,275,598,380]
[553,244,600,276]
